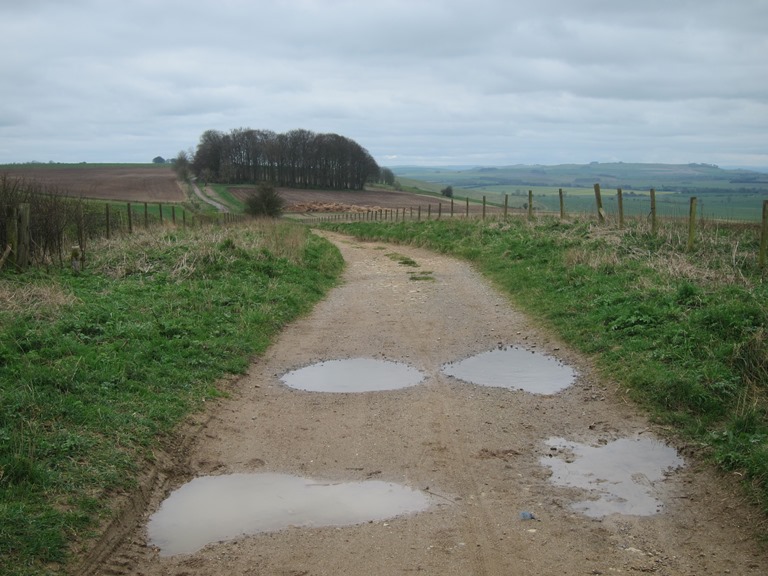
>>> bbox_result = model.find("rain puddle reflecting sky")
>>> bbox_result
[281,358,424,392]
[441,346,577,394]
[540,436,684,517]
[148,473,434,556]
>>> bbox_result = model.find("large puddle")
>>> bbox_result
[540,436,684,517]
[147,473,434,556]
[441,346,576,394]
[280,358,424,392]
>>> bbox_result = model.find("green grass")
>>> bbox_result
[0,221,344,576]
[395,165,768,222]
[207,184,245,212]
[321,215,768,521]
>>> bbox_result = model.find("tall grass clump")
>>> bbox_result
[0,220,343,576]
[322,215,768,518]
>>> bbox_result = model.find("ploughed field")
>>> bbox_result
[1,165,184,202]
[229,186,501,215]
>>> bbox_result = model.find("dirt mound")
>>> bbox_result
[286,202,385,213]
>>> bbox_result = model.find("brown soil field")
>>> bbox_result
[229,186,507,215]
[1,165,185,203]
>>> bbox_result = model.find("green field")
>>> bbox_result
[394,163,768,222]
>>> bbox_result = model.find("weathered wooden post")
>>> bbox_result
[759,200,768,270]
[451,198,454,217]
[504,194,509,218]
[482,196,486,220]
[593,183,605,223]
[465,197,469,218]
[437,203,442,220]
[78,203,85,266]
[158,203,164,224]
[5,206,18,269]
[527,191,533,220]
[18,204,29,270]
[105,204,111,239]
[2,204,31,271]
[617,188,624,229]
[559,188,565,220]
[687,197,698,252]
[417,206,421,221]
[127,203,133,234]
[172,205,176,225]
[427,204,432,220]
[144,202,149,227]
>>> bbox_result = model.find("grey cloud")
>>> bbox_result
[0,0,766,165]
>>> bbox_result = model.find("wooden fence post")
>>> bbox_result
[650,188,657,235]
[17,203,30,270]
[5,206,18,269]
[144,202,149,227]
[465,197,469,218]
[527,191,533,220]
[504,194,509,218]
[482,196,486,220]
[4,205,29,271]
[559,188,565,219]
[78,203,85,266]
[127,203,133,234]
[593,184,605,223]
[172,205,176,225]
[427,204,432,220]
[617,188,624,229]
[759,200,768,270]
[105,204,111,239]
[437,203,442,220]
[687,197,698,252]
[451,198,454,217]
[158,203,163,224]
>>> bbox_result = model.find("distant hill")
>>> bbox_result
[391,162,768,195]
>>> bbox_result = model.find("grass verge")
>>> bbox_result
[0,220,343,576]
[321,215,768,522]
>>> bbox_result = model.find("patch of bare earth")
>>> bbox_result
[82,231,767,576]
[227,186,505,216]
[2,165,184,202]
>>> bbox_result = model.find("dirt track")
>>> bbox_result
[88,231,767,575]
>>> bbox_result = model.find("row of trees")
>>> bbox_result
[181,128,382,190]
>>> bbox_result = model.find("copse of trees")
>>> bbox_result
[189,128,381,190]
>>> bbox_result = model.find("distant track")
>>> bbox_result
[191,181,229,212]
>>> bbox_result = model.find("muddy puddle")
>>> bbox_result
[280,358,424,392]
[441,346,576,394]
[541,436,684,517]
[147,473,435,556]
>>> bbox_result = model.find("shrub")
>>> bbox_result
[245,183,285,218]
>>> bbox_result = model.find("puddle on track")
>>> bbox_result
[540,436,684,517]
[147,473,434,556]
[280,358,424,392]
[441,346,576,394]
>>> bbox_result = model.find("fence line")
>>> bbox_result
[1,200,249,272]
[290,186,768,271]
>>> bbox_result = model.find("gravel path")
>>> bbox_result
[87,231,767,576]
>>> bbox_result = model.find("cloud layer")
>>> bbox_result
[2,0,766,166]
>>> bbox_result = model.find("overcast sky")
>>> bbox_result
[1,0,766,167]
